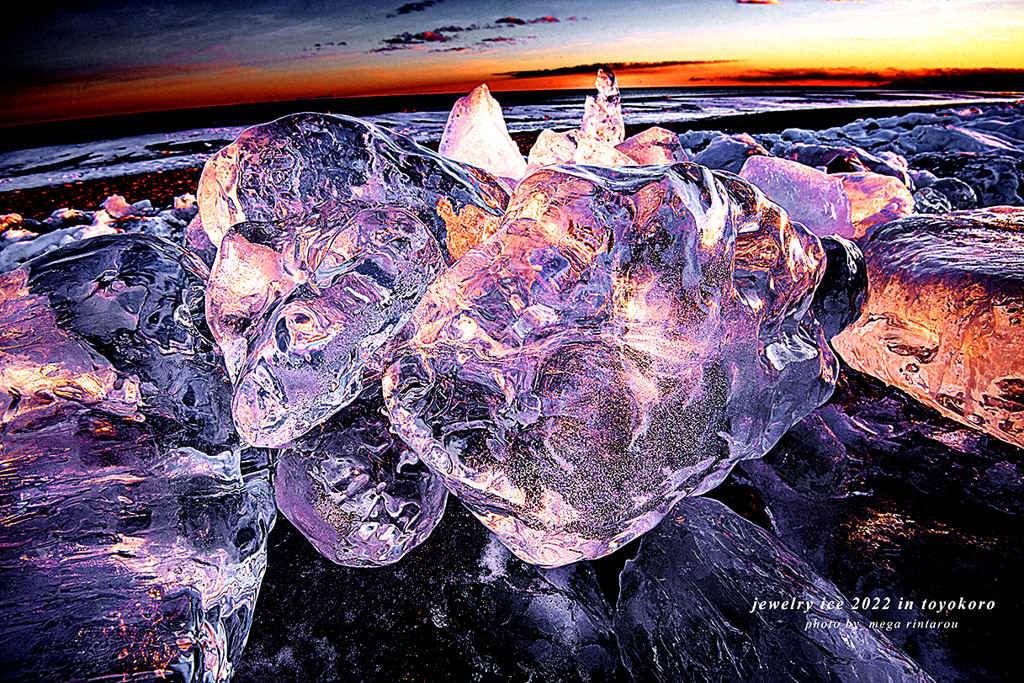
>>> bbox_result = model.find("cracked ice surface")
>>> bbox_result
[0,235,275,683]
[384,163,851,567]
[614,497,934,683]
[274,367,448,567]
[201,114,510,447]
[833,207,1024,449]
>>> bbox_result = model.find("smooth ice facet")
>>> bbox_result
[526,129,637,171]
[0,235,275,683]
[739,155,853,237]
[439,84,527,181]
[201,113,509,447]
[384,163,847,567]
[613,497,934,683]
[615,126,688,165]
[739,157,914,240]
[838,171,915,238]
[833,207,1024,448]
[581,69,625,146]
[274,370,448,567]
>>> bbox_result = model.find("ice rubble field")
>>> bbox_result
[1,72,1022,682]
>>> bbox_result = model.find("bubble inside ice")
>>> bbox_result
[385,163,857,567]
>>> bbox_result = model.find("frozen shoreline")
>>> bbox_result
[1,89,1018,198]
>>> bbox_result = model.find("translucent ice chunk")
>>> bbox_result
[274,369,448,567]
[196,112,509,258]
[739,155,853,237]
[838,171,915,238]
[214,207,446,447]
[0,235,275,683]
[740,157,914,240]
[526,129,637,171]
[614,497,934,683]
[615,126,688,165]
[201,114,509,447]
[581,69,625,145]
[833,207,1024,449]
[439,84,527,181]
[384,164,851,566]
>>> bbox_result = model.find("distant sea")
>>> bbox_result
[0,87,1019,206]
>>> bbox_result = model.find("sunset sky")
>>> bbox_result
[3,0,1022,125]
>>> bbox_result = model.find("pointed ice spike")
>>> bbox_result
[439,84,527,181]
[581,68,625,145]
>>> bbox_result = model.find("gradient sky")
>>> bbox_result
[3,0,1023,125]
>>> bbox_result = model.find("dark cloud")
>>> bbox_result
[374,15,564,53]
[495,16,561,25]
[736,0,783,5]
[381,30,452,45]
[499,59,737,79]
[386,1,444,18]
[481,36,535,44]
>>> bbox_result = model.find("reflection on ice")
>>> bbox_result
[200,113,509,447]
[385,163,859,566]
[0,235,275,683]
[834,207,1024,449]
[615,497,934,683]
[274,370,448,567]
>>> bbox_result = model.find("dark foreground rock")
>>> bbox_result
[234,501,628,683]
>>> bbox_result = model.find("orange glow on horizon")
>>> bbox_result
[4,58,1023,128]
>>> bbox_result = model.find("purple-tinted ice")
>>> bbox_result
[0,235,275,683]
[274,365,448,567]
[200,113,509,447]
[581,69,625,146]
[739,155,914,240]
[384,163,856,567]
[438,84,527,181]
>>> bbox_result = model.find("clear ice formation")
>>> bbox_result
[739,155,914,240]
[274,369,448,567]
[839,172,916,239]
[527,128,638,171]
[438,84,527,181]
[833,207,1024,449]
[581,69,625,145]
[615,126,688,165]
[614,497,935,683]
[525,69,634,174]
[197,112,509,258]
[0,234,276,683]
[384,163,855,567]
[200,113,510,447]
[784,142,913,186]
[235,501,624,682]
